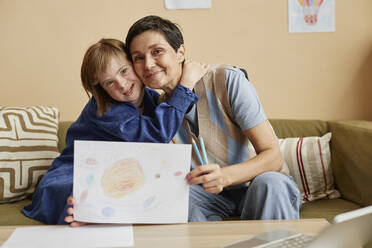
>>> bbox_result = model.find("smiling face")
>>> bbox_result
[129,30,185,94]
[99,55,144,108]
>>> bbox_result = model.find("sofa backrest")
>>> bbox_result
[57,121,73,152]
[269,119,329,138]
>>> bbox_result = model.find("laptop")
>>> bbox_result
[220,205,372,248]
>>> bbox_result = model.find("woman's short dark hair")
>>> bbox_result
[125,15,184,58]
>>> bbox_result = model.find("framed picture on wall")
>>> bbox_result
[165,0,211,9]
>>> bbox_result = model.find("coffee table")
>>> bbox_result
[0,219,328,248]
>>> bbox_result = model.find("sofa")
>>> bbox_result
[1,119,371,225]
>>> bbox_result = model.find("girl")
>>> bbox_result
[23,38,208,224]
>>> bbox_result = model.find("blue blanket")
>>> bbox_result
[23,86,197,224]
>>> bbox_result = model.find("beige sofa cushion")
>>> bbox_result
[0,106,60,203]
[0,198,42,225]
[280,133,340,202]
[300,198,360,222]
[249,133,340,203]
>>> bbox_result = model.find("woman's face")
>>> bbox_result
[99,55,144,108]
[129,30,185,94]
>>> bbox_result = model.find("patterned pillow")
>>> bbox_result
[248,132,340,203]
[0,106,60,203]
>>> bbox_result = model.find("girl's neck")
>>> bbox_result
[137,101,144,114]
[132,87,145,110]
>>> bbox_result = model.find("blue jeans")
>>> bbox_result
[188,171,302,222]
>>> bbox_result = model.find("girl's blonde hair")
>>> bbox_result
[81,38,129,116]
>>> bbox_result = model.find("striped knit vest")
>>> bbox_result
[172,64,289,177]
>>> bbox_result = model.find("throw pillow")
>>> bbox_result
[248,132,340,203]
[0,106,60,203]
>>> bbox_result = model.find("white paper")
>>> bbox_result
[165,0,211,9]
[288,0,335,33]
[73,141,191,224]
[1,225,134,248]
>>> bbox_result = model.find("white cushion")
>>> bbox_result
[0,106,60,203]
[249,132,340,203]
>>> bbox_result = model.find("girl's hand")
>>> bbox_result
[64,196,87,227]
[180,59,209,90]
[186,164,228,194]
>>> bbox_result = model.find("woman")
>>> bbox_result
[125,15,302,221]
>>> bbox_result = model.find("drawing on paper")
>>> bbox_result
[288,0,335,33]
[73,141,191,224]
[101,158,145,198]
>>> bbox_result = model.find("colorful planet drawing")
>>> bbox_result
[174,171,182,177]
[143,195,156,208]
[80,189,89,203]
[101,158,145,198]
[86,173,94,185]
[102,207,115,217]
[85,157,98,165]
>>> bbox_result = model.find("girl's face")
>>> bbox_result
[99,55,144,108]
[129,30,185,94]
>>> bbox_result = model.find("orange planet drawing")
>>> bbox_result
[101,158,145,198]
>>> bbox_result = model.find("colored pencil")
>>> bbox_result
[199,137,208,165]
[191,138,204,165]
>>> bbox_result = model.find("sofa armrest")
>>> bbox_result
[329,120,372,206]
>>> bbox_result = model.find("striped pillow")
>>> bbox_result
[0,106,60,203]
[249,132,340,203]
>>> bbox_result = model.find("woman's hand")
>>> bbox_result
[64,196,87,227]
[180,59,209,90]
[186,164,228,194]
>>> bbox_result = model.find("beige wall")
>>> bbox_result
[1,0,371,121]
